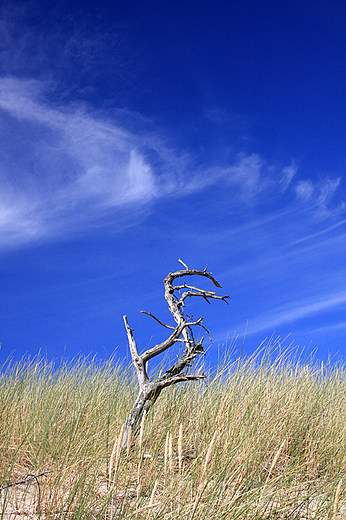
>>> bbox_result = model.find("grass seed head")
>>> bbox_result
[178,423,183,472]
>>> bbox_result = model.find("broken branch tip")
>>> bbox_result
[178,258,189,270]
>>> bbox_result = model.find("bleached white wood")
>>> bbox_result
[120,261,229,450]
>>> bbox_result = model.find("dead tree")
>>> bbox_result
[121,259,229,450]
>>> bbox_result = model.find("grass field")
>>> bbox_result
[1,345,346,519]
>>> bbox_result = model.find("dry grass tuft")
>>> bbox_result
[1,347,346,519]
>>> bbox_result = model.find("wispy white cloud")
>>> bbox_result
[0,4,344,251]
[307,321,346,335]
[0,72,344,251]
[180,153,267,197]
[296,176,344,216]
[317,177,341,206]
[227,153,263,194]
[289,218,346,246]
[281,162,297,190]
[0,2,136,95]
[246,291,346,335]
[0,78,161,246]
[0,77,299,249]
[296,179,315,202]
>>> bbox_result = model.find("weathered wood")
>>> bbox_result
[120,260,229,450]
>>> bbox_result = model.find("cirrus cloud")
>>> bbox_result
[0,76,343,250]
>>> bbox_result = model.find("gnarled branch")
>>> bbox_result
[119,261,229,451]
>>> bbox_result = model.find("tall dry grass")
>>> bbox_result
[1,346,346,519]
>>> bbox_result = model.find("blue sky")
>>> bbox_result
[1,0,346,369]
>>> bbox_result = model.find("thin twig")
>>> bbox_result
[0,471,52,490]
[178,258,189,269]
[140,311,175,329]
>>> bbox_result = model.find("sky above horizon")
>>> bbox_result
[1,0,346,370]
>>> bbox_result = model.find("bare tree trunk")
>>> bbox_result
[120,260,229,451]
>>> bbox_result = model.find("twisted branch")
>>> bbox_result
[119,261,229,450]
